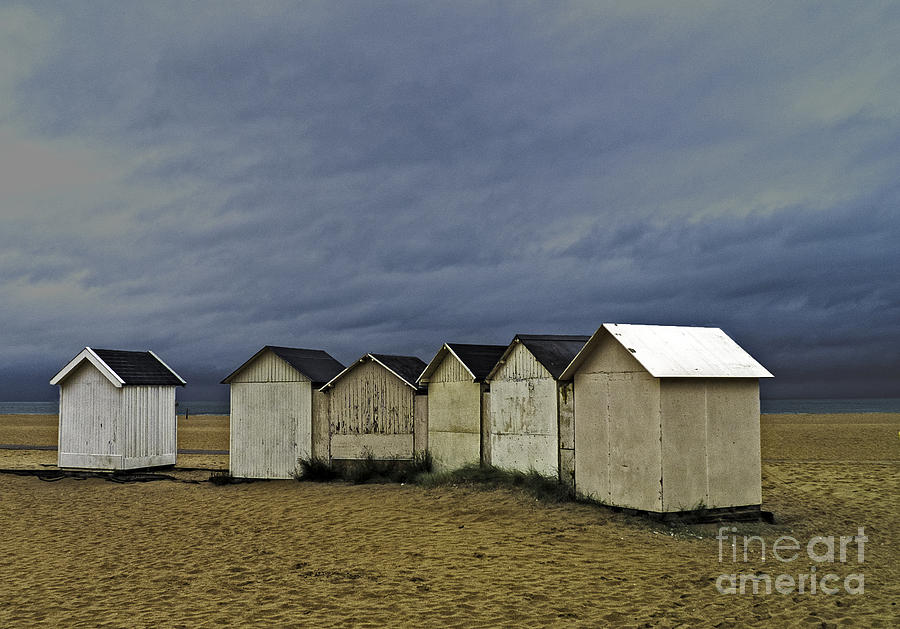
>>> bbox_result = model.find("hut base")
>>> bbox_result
[58,452,177,471]
[600,503,773,524]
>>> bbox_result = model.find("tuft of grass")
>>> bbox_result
[295,456,340,482]
[209,470,236,485]
[415,464,575,503]
[295,450,434,484]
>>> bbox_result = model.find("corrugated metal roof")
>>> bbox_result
[562,324,773,379]
[91,349,186,386]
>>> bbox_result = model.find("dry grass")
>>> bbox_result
[0,413,897,627]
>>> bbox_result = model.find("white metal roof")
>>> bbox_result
[561,323,773,379]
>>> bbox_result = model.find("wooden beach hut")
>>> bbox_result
[221,346,344,479]
[485,334,590,482]
[560,323,773,514]
[50,347,186,470]
[320,354,427,461]
[417,343,506,471]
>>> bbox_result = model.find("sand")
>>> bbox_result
[0,413,897,627]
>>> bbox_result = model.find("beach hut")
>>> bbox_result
[221,346,344,479]
[418,343,506,471]
[485,334,590,482]
[560,323,773,514]
[50,347,186,470]
[320,354,427,461]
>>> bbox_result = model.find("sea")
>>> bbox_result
[1,398,900,415]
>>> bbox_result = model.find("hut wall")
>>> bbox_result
[121,385,177,469]
[480,389,491,465]
[658,379,708,510]
[311,389,331,460]
[557,381,575,488]
[574,332,763,512]
[229,350,306,383]
[704,379,761,507]
[489,343,558,476]
[573,336,663,512]
[414,394,428,453]
[58,361,122,469]
[328,360,416,460]
[426,354,481,471]
[659,379,761,509]
[229,379,312,479]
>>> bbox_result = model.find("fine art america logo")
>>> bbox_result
[715,527,867,595]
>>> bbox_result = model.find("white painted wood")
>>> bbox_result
[56,358,178,470]
[58,361,120,466]
[229,381,311,479]
[228,349,310,383]
[50,348,124,387]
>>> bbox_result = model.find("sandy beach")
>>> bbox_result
[1,413,897,627]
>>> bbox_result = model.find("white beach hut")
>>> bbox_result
[418,343,506,471]
[560,323,773,513]
[320,354,427,461]
[50,347,186,470]
[485,334,590,482]
[221,346,344,479]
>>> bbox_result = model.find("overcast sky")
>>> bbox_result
[2,1,899,401]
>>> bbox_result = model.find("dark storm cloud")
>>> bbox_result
[1,2,899,401]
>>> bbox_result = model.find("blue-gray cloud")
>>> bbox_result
[1,1,899,401]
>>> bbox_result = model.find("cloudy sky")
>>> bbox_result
[2,1,899,401]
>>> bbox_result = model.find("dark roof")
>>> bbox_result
[446,343,507,381]
[92,349,185,386]
[515,334,591,379]
[267,346,345,386]
[369,354,427,388]
[221,346,344,385]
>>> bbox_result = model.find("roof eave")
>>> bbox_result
[50,347,125,388]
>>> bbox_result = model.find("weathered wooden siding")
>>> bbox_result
[229,350,309,383]
[58,362,121,468]
[328,360,417,460]
[229,381,311,479]
[311,390,331,460]
[414,394,428,453]
[557,381,575,488]
[429,353,472,383]
[480,389,491,465]
[489,342,558,476]
[121,385,177,468]
[427,353,480,471]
